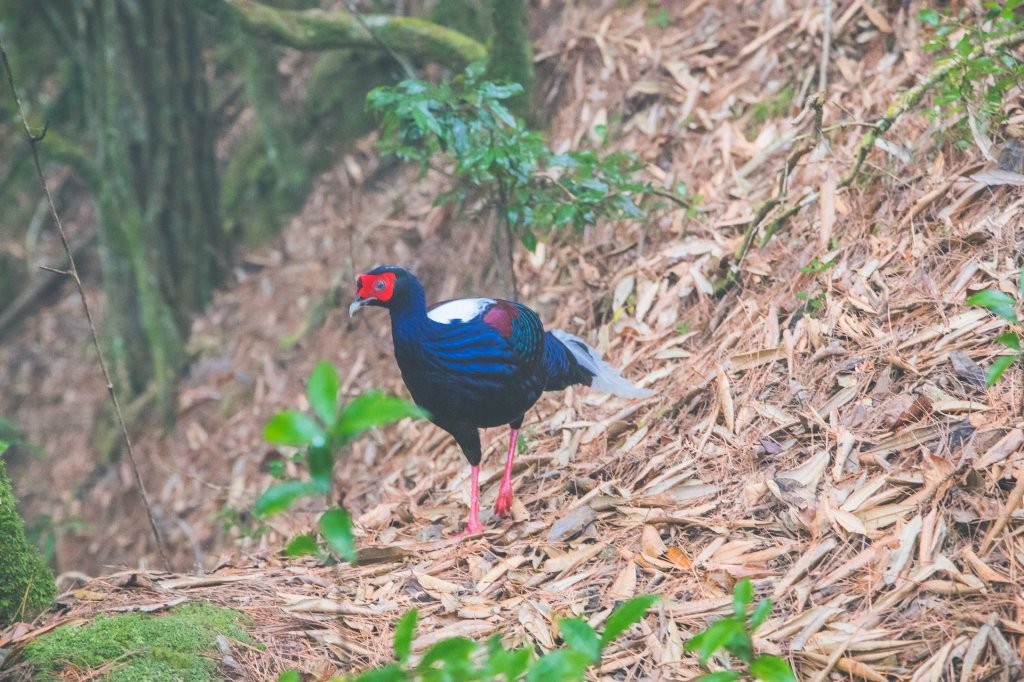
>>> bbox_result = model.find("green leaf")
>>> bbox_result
[685,618,745,666]
[394,610,418,663]
[723,627,754,664]
[254,480,324,517]
[917,7,937,25]
[0,440,7,456]
[600,594,659,648]
[733,578,753,616]
[352,663,407,682]
[307,361,340,427]
[967,289,1018,322]
[986,354,1018,387]
[484,647,532,681]
[749,598,773,631]
[559,618,601,662]
[750,655,797,682]
[307,445,333,489]
[1018,265,1024,299]
[696,672,742,682]
[525,649,591,682]
[419,637,476,668]
[277,671,301,682]
[264,411,326,447]
[996,332,1021,351]
[335,392,428,443]
[284,534,318,557]
[320,508,357,563]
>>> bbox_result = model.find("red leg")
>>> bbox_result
[494,428,519,517]
[453,465,484,538]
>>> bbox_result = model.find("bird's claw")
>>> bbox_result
[494,485,514,518]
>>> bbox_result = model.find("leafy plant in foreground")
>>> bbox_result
[685,579,795,682]
[279,595,658,682]
[255,361,427,562]
[367,64,659,252]
[966,267,1024,385]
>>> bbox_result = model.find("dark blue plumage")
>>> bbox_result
[349,266,652,536]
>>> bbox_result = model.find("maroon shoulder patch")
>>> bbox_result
[482,300,521,337]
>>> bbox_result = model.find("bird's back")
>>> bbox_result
[392,298,547,429]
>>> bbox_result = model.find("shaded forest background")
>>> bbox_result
[0,0,538,572]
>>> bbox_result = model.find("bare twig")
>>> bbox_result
[979,464,1024,556]
[713,95,824,296]
[0,38,171,571]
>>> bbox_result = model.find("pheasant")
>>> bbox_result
[349,266,652,536]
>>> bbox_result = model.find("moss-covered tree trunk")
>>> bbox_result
[0,458,55,626]
[81,1,225,409]
[486,0,533,117]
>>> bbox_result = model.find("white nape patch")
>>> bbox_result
[427,298,495,324]
[551,329,654,399]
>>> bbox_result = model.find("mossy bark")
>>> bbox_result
[221,49,392,242]
[79,1,226,410]
[188,0,487,68]
[0,459,56,626]
[486,0,533,118]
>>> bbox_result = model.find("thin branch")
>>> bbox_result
[343,0,416,79]
[0,39,171,572]
[713,95,824,296]
[187,0,486,69]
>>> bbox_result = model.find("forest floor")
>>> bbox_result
[3,1,1024,680]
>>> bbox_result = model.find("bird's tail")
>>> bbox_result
[543,329,653,398]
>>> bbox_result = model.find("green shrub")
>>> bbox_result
[278,595,659,682]
[367,64,660,252]
[255,362,426,563]
[685,578,795,682]
[0,445,56,626]
[966,268,1024,385]
[919,3,1024,146]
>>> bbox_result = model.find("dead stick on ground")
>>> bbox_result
[979,464,1024,556]
[0,38,171,572]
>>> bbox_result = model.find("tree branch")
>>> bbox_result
[188,0,487,69]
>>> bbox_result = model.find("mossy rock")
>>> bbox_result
[0,458,56,627]
[21,603,258,681]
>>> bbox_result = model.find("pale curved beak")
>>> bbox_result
[349,296,370,317]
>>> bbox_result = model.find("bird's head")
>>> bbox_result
[349,265,416,316]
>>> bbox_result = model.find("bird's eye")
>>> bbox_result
[374,279,386,292]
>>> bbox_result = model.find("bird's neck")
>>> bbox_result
[388,280,430,341]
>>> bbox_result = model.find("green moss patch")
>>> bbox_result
[0,458,56,626]
[22,603,257,681]
[747,84,795,135]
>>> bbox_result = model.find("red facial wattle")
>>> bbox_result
[356,272,396,302]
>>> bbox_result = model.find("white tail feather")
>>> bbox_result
[551,329,654,398]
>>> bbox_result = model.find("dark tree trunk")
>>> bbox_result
[82,0,225,411]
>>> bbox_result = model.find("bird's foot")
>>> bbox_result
[494,485,514,518]
[452,519,485,539]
